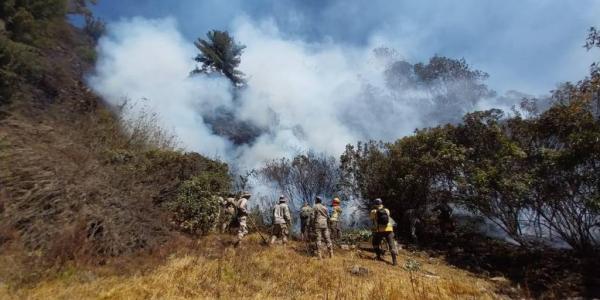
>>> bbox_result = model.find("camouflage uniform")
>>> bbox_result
[313,201,333,258]
[234,193,250,246]
[299,204,313,241]
[220,197,237,233]
[270,198,291,245]
[306,209,318,255]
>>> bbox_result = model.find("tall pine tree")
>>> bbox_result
[192,30,246,87]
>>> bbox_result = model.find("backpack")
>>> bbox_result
[300,207,311,219]
[376,208,389,226]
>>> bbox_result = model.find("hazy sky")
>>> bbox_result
[92,0,599,95]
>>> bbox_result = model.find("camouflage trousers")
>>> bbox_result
[220,213,235,233]
[270,223,289,245]
[237,216,248,242]
[300,218,310,241]
[329,220,341,242]
[315,227,333,251]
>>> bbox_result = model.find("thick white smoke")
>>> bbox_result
[90,17,431,168]
[91,16,542,174]
[89,18,235,157]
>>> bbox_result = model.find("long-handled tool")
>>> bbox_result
[247,216,269,245]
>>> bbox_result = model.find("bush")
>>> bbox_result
[76,45,96,63]
[115,99,180,151]
[1,0,67,42]
[168,173,230,235]
[340,228,372,245]
[342,74,600,251]
[0,34,45,105]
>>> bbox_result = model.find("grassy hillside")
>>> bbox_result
[0,2,231,285]
[0,234,510,299]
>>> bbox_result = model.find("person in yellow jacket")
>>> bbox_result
[369,198,398,266]
[329,197,343,242]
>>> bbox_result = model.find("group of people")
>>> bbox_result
[296,196,342,259]
[219,192,400,265]
[219,192,251,247]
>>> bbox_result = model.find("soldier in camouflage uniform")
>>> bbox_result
[270,195,292,245]
[220,195,237,233]
[299,202,313,241]
[234,191,251,247]
[313,196,333,259]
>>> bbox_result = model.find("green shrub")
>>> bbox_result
[0,34,44,105]
[168,173,230,235]
[1,0,67,42]
[10,8,35,42]
[340,228,372,245]
[76,45,96,63]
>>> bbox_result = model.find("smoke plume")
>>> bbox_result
[91,17,532,171]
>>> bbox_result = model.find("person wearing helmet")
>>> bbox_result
[312,196,333,259]
[270,195,291,245]
[370,198,398,266]
[329,197,343,243]
[234,192,251,247]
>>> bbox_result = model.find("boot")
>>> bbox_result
[328,248,334,258]
[391,253,398,266]
[375,249,383,261]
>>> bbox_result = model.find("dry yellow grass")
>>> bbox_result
[0,234,504,299]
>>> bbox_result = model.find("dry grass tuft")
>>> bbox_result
[0,234,505,299]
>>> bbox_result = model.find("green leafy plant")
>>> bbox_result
[168,173,230,235]
[340,228,372,245]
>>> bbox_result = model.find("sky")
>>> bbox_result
[91,0,600,95]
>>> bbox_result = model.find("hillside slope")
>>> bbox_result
[0,6,230,279]
[0,234,511,299]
